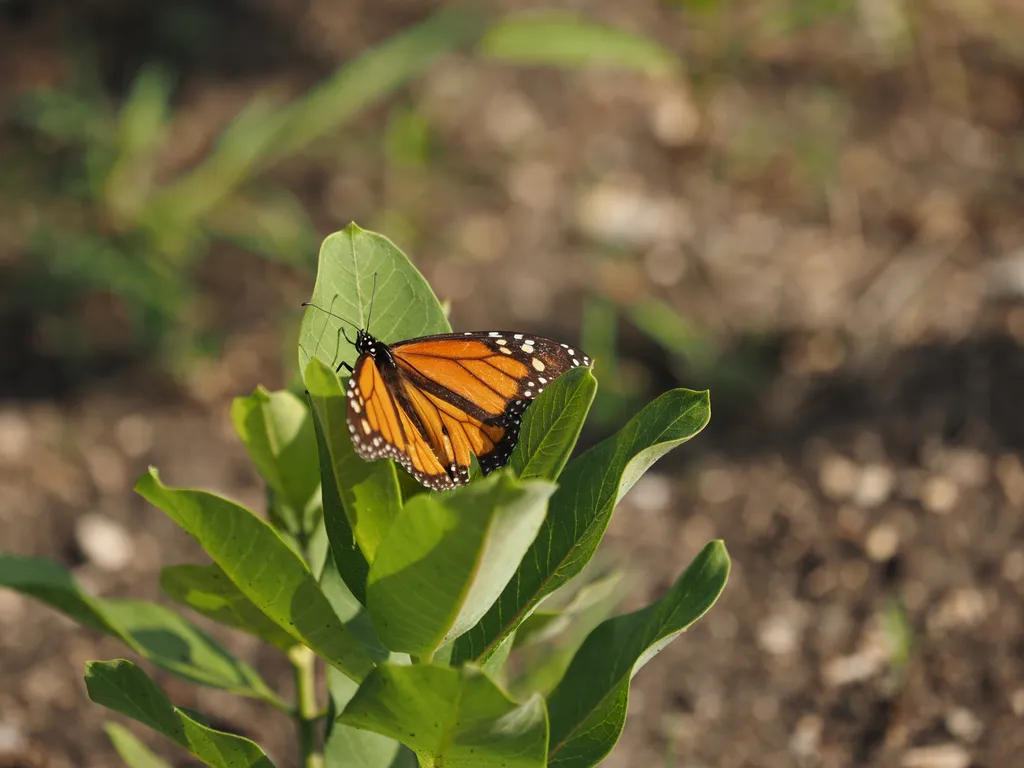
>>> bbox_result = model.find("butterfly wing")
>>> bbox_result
[346,331,591,491]
[390,331,591,478]
[346,353,458,491]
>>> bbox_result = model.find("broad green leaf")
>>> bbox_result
[105,722,173,768]
[452,389,711,664]
[0,552,116,634]
[546,541,729,767]
[511,367,597,482]
[232,387,321,535]
[160,564,296,651]
[307,385,372,604]
[0,554,284,707]
[299,223,450,380]
[319,553,397,665]
[338,663,548,768]
[480,13,679,76]
[135,469,374,683]
[324,666,402,768]
[306,358,403,567]
[86,660,275,768]
[367,471,555,656]
[101,599,283,704]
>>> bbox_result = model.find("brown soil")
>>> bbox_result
[3,1,1024,767]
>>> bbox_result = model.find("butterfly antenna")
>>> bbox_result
[365,272,379,333]
[301,302,360,333]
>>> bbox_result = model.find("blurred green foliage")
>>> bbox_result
[3,0,869,398]
[4,5,486,373]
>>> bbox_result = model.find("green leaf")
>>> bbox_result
[306,358,403,567]
[318,554,396,665]
[507,569,626,700]
[232,387,321,536]
[324,666,402,768]
[510,367,597,482]
[480,13,679,76]
[0,554,284,707]
[367,471,555,656]
[100,599,283,704]
[0,552,116,634]
[298,223,450,379]
[546,541,730,767]
[135,469,374,683]
[86,660,275,768]
[105,722,173,768]
[307,385,372,604]
[511,571,628,697]
[452,389,711,664]
[160,564,296,651]
[338,663,548,768]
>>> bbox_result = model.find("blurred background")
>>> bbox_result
[2,0,1024,766]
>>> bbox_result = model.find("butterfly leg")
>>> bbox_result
[336,360,353,374]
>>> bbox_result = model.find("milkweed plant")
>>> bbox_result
[0,224,729,768]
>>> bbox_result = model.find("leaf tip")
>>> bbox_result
[133,466,161,494]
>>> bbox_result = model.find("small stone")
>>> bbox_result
[944,707,982,743]
[854,464,895,508]
[649,82,701,147]
[628,473,673,512]
[757,612,801,656]
[75,513,133,572]
[942,449,988,488]
[929,589,988,631]
[995,454,1024,505]
[914,188,968,243]
[822,650,884,687]
[1011,688,1024,716]
[0,721,27,757]
[115,414,154,458]
[865,523,900,562]
[1002,550,1024,582]
[643,243,689,287]
[901,743,971,768]
[0,409,30,462]
[575,179,692,247]
[0,590,26,625]
[790,714,823,758]
[836,504,867,537]
[84,445,128,494]
[819,456,858,500]
[921,476,959,515]
[457,213,508,263]
[508,161,559,212]
[698,467,736,504]
[484,91,542,149]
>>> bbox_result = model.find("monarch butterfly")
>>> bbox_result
[304,284,591,492]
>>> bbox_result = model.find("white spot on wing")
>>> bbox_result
[532,358,545,372]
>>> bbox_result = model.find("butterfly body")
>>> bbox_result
[340,328,590,491]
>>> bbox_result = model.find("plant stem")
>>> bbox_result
[289,645,324,768]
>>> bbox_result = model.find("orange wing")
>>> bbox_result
[346,354,455,490]
[347,332,590,491]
